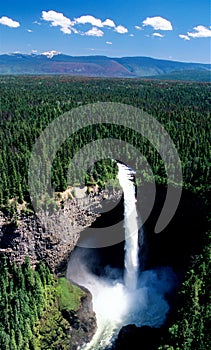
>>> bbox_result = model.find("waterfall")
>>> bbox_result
[67,162,176,350]
[117,163,139,290]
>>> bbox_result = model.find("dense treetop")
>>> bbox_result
[0,76,210,213]
[0,76,210,349]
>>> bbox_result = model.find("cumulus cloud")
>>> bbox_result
[75,15,116,29]
[75,15,103,27]
[152,32,164,38]
[106,41,113,44]
[114,25,128,34]
[187,25,211,38]
[179,34,190,41]
[42,10,74,34]
[179,25,211,41]
[41,10,127,36]
[103,19,116,27]
[84,27,104,37]
[27,29,33,33]
[0,16,20,28]
[142,16,173,31]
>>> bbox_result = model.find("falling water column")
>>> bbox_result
[117,163,139,291]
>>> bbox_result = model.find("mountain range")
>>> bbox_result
[0,52,210,81]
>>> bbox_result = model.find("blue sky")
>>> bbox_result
[0,0,210,63]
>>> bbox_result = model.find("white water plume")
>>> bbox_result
[117,163,139,290]
[67,163,177,349]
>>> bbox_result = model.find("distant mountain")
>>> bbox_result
[116,57,211,80]
[0,53,210,81]
[148,70,211,82]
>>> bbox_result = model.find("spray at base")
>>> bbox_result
[67,164,176,349]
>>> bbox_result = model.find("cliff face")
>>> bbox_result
[0,197,100,272]
[0,188,121,272]
[0,211,74,272]
[0,188,121,349]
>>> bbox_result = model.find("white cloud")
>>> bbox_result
[61,27,71,34]
[75,15,116,29]
[0,16,20,28]
[106,41,112,44]
[75,15,103,27]
[84,27,104,37]
[114,25,128,34]
[187,25,211,38]
[142,16,173,31]
[103,19,115,27]
[41,11,128,37]
[129,34,134,37]
[71,27,79,34]
[42,10,74,34]
[179,34,190,41]
[179,25,211,41]
[27,29,33,33]
[135,25,143,30]
[152,32,164,38]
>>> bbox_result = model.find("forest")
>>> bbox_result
[0,75,210,349]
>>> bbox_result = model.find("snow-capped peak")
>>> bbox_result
[41,50,61,59]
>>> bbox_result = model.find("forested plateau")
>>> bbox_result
[0,76,210,349]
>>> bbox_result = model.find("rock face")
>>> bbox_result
[63,287,97,349]
[0,188,121,349]
[0,189,121,272]
[0,199,98,272]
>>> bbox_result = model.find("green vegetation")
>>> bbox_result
[38,302,71,350]
[149,69,211,82]
[0,255,87,350]
[39,277,85,350]
[0,76,210,214]
[56,277,85,311]
[158,241,210,350]
[0,76,210,349]
[0,255,53,349]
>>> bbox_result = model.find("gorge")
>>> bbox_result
[0,160,207,349]
[67,163,177,349]
[0,76,209,350]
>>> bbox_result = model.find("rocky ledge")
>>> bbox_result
[0,188,121,273]
[0,200,96,272]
